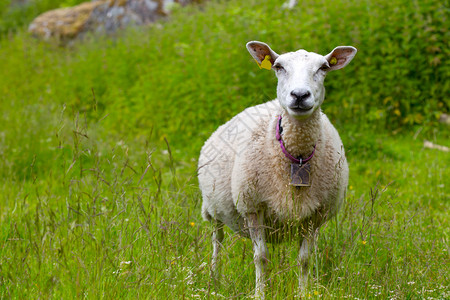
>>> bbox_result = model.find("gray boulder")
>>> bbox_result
[28,0,196,41]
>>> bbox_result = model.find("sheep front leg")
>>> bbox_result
[247,212,268,299]
[298,229,318,291]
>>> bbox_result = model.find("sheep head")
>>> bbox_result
[246,41,357,120]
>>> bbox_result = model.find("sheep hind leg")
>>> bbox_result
[211,220,224,276]
[247,212,268,299]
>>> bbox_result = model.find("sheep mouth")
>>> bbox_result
[287,106,314,115]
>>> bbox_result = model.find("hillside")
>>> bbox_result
[0,0,448,298]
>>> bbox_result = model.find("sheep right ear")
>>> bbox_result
[246,41,279,69]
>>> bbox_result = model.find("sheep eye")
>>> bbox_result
[273,63,284,71]
[319,63,330,71]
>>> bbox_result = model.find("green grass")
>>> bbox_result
[0,117,448,299]
[0,0,449,298]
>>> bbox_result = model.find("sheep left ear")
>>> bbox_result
[324,46,357,71]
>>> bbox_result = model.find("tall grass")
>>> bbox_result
[0,0,448,298]
[0,107,447,298]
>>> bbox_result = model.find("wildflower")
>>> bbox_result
[120,261,132,267]
[362,240,367,245]
[190,222,195,227]
[314,291,319,295]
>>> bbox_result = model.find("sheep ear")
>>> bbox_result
[246,41,279,69]
[324,46,357,71]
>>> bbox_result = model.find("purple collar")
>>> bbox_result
[275,115,316,165]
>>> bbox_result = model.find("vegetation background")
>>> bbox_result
[0,0,448,298]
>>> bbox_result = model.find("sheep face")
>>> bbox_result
[273,50,328,119]
[246,41,357,120]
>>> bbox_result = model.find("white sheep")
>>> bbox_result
[198,41,357,298]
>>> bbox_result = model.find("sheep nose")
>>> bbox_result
[290,88,311,103]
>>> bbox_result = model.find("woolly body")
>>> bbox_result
[198,100,348,240]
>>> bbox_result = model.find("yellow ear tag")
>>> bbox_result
[330,57,338,65]
[260,55,272,70]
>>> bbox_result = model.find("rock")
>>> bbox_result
[424,140,449,152]
[28,1,106,40]
[10,0,31,6]
[28,0,196,41]
[439,113,450,125]
[281,0,298,9]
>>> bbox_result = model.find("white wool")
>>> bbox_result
[198,101,348,231]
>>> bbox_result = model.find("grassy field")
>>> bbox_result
[0,0,448,298]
